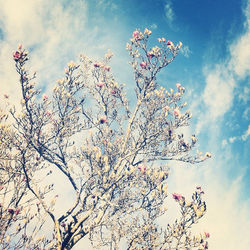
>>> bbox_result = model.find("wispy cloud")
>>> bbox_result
[238,86,250,104]
[164,1,175,26]
[180,45,192,58]
[189,1,250,249]
[203,65,235,120]
[242,124,250,141]
[196,0,250,132]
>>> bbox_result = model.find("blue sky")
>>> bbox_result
[0,0,249,249]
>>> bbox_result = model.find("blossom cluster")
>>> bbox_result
[0,28,211,249]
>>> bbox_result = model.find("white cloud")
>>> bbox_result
[243,107,250,120]
[164,1,174,25]
[198,0,250,128]
[229,136,237,143]
[180,45,192,58]
[0,0,129,107]
[0,0,89,105]
[229,31,250,79]
[238,86,250,104]
[242,125,250,141]
[150,23,158,30]
[203,65,235,120]
[222,139,228,147]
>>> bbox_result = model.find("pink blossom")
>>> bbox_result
[42,94,48,101]
[140,62,147,69]
[18,44,22,50]
[172,193,183,201]
[164,106,170,111]
[13,51,21,60]
[111,89,117,95]
[132,30,142,41]
[196,186,201,190]
[8,208,15,215]
[96,82,105,88]
[22,75,27,81]
[137,164,146,173]
[46,110,52,116]
[204,232,210,238]
[104,66,111,72]
[202,242,208,249]
[0,185,4,190]
[15,208,21,215]
[133,30,139,38]
[100,116,107,124]
[3,94,9,99]
[174,108,180,116]
[176,83,181,89]
[148,51,155,59]
[94,62,101,68]
[166,40,173,46]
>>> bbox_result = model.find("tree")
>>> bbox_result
[0,29,211,249]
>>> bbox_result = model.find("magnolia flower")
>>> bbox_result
[105,49,113,59]
[147,51,155,59]
[8,208,15,215]
[205,152,212,158]
[13,51,21,60]
[164,106,170,111]
[202,241,209,249]
[166,40,173,46]
[15,208,21,215]
[93,62,101,67]
[152,46,161,55]
[96,82,105,88]
[191,135,197,144]
[204,232,210,238]
[132,30,142,41]
[172,193,183,201]
[46,110,52,116]
[140,62,147,69]
[6,236,10,244]
[126,43,132,50]
[176,83,181,89]
[67,61,75,68]
[137,164,146,173]
[104,66,111,72]
[42,94,48,101]
[196,209,202,217]
[132,30,139,38]
[144,28,152,35]
[158,37,166,42]
[174,108,180,116]
[100,116,107,124]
